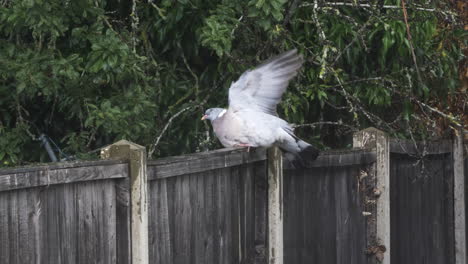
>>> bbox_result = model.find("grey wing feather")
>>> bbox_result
[228,49,303,115]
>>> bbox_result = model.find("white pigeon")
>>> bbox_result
[201,49,319,165]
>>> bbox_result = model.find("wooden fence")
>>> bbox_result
[0,128,466,264]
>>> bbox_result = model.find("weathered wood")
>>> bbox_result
[353,127,390,264]
[284,148,376,169]
[283,162,368,264]
[390,138,452,154]
[0,160,127,191]
[102,140,149,264]
[0,180,118,264]
[267,147,283,264]
[0,159,125,175]
[390,152,454,264]
[1,134,463,264]
[147,157,264,264]
[254,161,268,264]
[115,176,131,264]
[147,147,266,179]
[453,129,466,264]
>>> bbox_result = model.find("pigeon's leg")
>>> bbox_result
[234,143,251,152]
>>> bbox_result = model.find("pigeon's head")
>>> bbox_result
[201,108,227,121]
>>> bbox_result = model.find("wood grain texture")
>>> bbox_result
[148,160,266,264]
[283,163,368,264]
[390,138,452,154]
[354,128,391,264]
[0,180,119,264]
[1,138,462,264]
[390,153,455,264]
[267,147,283,264]
[284,148,376,169]
[147,147,266,179]
[102,140,149,264]
[453,131,466,264]
[0,161,127,191]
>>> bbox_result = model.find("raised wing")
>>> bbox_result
[228,49,303,115]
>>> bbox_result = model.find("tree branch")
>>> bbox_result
[294,121,359,132]
[301,2,448,13]
[148,105,198,158]
[401,0,423,84]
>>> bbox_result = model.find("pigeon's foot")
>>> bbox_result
[234,143,251,152]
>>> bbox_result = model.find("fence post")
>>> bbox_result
[267,146,283,264]
[101,140,149,264]
[353,128,390,264]
[453,128,466,264]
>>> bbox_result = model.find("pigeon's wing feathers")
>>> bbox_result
[228,49,303,115]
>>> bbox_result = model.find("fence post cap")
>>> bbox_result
[101,140,145,159]
[354,127,386,136]
[353,127,388,148]
[109,139,145,150]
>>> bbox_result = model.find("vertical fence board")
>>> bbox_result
[0,177,119,264]
[101,140,148,264]
[267,147,283,264]
[354,128,391,263]
[115,177,131,264]
[254,161,268,264]
[284,163,368,264]
[465,142,468,259]
[147,156,265,264]
[454,130,466,264]
[390,153,455,264]
[0,137,464,264]
[0,191,10,263]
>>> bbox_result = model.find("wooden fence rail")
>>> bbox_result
[0,128,466,264]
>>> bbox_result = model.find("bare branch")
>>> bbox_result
[131,0,139,52]
[415,100,463,128]
[332,16,374,65]
[148,105,198,158]
[294,121,359,132]
[401,0,423,84]
[301,2,450,13]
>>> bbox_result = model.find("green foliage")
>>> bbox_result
[247,0,287,29]
[199,4,241,56]
[0,0,464,166]
[0,124,29,165]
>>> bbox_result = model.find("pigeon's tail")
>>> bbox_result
[278,137,319,168]
[297,140,320,161]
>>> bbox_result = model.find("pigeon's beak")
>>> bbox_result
[201,115,208,121]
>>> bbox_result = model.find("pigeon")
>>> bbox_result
[201,49,319,165]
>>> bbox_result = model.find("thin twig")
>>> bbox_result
[312,0,326,41]
[149,1,167,20]
[416,100,462,127]
[181,53,199,98]
[301,2,445,12]
[148,105,198,158]
[294,121,358,132]
[392,89,464,129]
[401,0,423,84]
[131,0,139,52]
[332,16,374,65]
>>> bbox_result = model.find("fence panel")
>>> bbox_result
[147,148,267,264]
[0,160,128,264]
[0,135,465,264]
[390,140,455,264]
[283,150,376,264]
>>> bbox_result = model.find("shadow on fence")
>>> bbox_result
[0,128,466,264]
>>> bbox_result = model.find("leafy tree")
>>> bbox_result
[0,0,465,166]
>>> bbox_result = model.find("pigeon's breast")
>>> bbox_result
[212,112,250,147]
[211,110,282,148]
